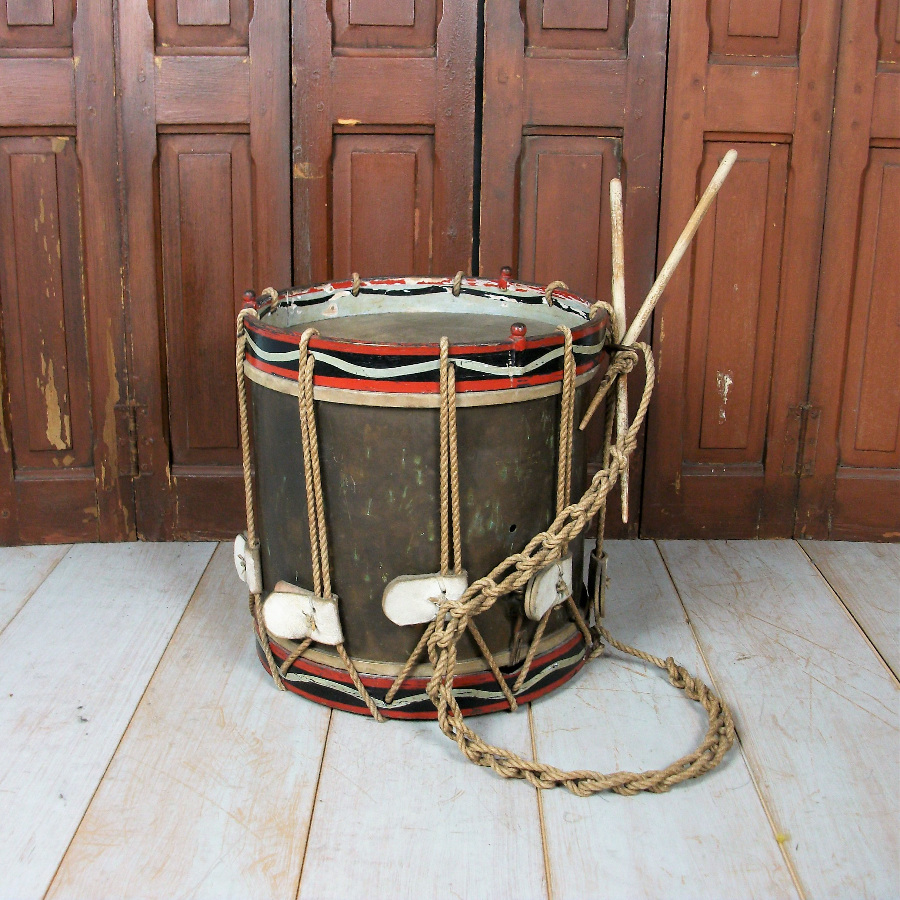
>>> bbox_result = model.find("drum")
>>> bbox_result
[235,275,609,719]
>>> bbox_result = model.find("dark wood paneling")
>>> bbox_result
[332,133,434,277]
[709,0,802,58]
[293,0,475,285]
[525,0,626,51]
[798,0,900,540]
[642,0,841,538]
[480,0,668,535]
[160,135,251,467]
[155,0,249,48]
[0,0,71,50]
[0,0,132,544]
[518,135,616,304]
[119,0,290,539]
[335,0,434,48]
[0,139,91,469]
[684,143,788,462]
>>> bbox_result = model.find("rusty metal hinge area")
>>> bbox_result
[114,399,152,478]
[781,404,821,479]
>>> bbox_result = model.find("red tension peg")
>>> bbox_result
[510,321,527,350]
[242,290,258,310]
[499,266,512,290]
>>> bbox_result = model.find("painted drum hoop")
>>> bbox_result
[242,276,610,719]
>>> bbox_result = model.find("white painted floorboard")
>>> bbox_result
[49,544,331,900]
[532,541,796,900]
[297,688,547,899]
[801,540,900,677]
[660,540,900,900]
[2,538,896,899]
[0,544,69,634]
[0,542,215,900]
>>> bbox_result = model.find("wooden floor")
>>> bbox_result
[1,540,897,900]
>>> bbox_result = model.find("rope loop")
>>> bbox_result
[452,271,464,296]
[544,280,568,306]
[351,272,361,296]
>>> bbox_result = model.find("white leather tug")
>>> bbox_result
[233,533,263,595]
[263,580,344,645]
[382,571,469,626]
[524,554,573,621]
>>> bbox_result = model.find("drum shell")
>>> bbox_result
[248,378,588,667]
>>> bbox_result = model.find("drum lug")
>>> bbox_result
[233,533,263,595]
[263,580,344,645]
[382,571,469,626]
[524,554,573,621]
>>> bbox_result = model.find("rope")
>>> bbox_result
[544,280,568,306]
[452,271,464,296]
[385,620,437,705]
[280,637,313,677]
[236,307,285,691]
[351,273,361,296]
[439,337,462,575]
[418,343,735,795]
[336,642,385,722]
[467,619,518,712]
[555,326,576,519]
[512,607,552,693]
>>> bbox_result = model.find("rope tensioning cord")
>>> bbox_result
[235,280,736,797]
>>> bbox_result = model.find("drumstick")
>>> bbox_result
[579,149,737,433]
[609,178,629,524]
[622,148,737,347]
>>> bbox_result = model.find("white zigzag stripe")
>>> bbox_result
[246,334,601,379]
[281,647,585,709]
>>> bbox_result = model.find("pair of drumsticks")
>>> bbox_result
[580,149,739,523]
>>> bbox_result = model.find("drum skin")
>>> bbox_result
[249,379,588,666]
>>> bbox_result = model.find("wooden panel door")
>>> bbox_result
[0,0,133,543]
[118,0,291,539]
[292,1,476,284]
[478,0,668,535]
[797,0,900,540]
[641,0,842,538]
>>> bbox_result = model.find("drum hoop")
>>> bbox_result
[244,359,598,407]
[272,621,581,679]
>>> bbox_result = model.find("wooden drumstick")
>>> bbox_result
[609,178,629,524]
[580,149,738,433]
[622,148,737,347]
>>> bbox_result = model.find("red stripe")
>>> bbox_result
[259,645,587,719]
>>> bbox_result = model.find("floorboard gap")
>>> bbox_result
[653,541,808,900]
[43,543,219,900]
[795,541,899,683]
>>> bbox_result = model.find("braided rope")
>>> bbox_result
[236,308,285,691]
[467,618,518,712]
[452,271,464,296]
[296,329,384,721]
[336,642,385,722]
[419,344,735,795]
[512,607,552,693]
[544,280,568,306]
[351,272,361,296]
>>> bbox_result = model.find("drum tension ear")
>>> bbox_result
[524,555,573,621]
[382,572,469,627]
[233,533,263,595]
[263,581,344,646]
[587,548,609,620]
